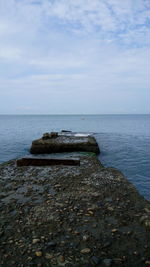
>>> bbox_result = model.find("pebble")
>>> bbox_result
[35,251,42,257]
[32,238,40,244]
[91,192,99,197]
[74,231,80,235]
[144,208,150,213]
[83,235,89,241]
[46,241,57,249]
[88,211,94,215]
[144,221,150,227]
[111,228,117,233]
[103,258,112,266]
[27,257,32,261]
[54,184,61,188]
[145,260,150,265]
[140,215,148,223]
[105,197,112,202]
[113,258,123,264]
[58,255,65,263]
[81,248,91,254]
[45,253,53,259]
[90,256,101,265]
[107,207,114,211]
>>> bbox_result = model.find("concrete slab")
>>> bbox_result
[30,132,100,154]
[17,157,80,167]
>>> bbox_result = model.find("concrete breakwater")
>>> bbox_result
[30,131,100,154]
[0,132,150,266]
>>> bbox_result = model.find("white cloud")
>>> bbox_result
[0,0,150,113]
[29,57,85,69]
[0,0,149,39]
[0,46,22,60]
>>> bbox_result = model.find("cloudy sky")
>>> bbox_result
[0,0,150,114]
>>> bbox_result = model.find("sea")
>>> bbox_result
[0,114,150,201]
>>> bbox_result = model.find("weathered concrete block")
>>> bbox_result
[17,157,80,167]
[30,133,100,154]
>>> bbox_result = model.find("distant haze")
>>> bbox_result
[0,0,150,114]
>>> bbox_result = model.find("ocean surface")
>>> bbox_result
[0,114,150,201]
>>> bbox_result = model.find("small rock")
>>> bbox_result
[46,241,57,249]
[111,228,117,233]
[27,257,32,261]
[69,242,79,248]
[43,133,50,139]
[144,221,150,227]
[32,238,40,244]
[81,248,91,254]
[145,260,150,265]
[103,258,112,266]
[127,231,132,235]
[107,207,114,211]
[74,231,80,235]
[88,211,94,215]
[140,215,148,223]
[35,251,42,257]
[45,253,53,260]
[83,235,89,241]
[113,258,123,264]
[90,256,101,265]
[105,197,112,202]
[144,208,150,213]
[54,184,61,188]
[58,255,65,263]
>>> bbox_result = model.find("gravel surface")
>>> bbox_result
[0,154,150,266]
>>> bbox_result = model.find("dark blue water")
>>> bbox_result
[0,115,150,201]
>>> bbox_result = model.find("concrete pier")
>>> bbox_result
[0,132,150,266]
[30,132,100,154]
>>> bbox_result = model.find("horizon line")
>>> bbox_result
[0,113,150,116]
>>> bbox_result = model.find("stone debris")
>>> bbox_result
[35,251,42,257]
[43,132,58,139]
[32,238,40,244]
[80,248,91,254]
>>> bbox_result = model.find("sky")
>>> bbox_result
[0,0,150,114]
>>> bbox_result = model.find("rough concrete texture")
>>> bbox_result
[0,153,150,266]
[17,157,80,167]
[30,133,100,154]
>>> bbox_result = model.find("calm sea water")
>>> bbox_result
[0,115,150,201]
